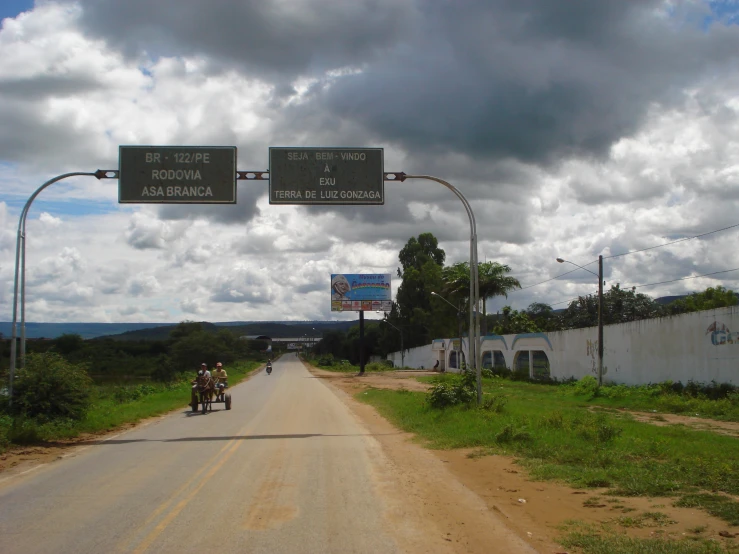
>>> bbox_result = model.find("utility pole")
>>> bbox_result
[598,255,604,386]
[557,255,605,385]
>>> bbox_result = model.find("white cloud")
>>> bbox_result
[1,1,739,325]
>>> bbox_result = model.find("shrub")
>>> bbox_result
[571,375,600,397]
[317,354,335,366]
[496,423,531,443]
[365,362,391,372]
[427,369,476,409]
[11,353,93,421]
[112,384,158,404]
[510,367,531,381]
[481,395,507,413]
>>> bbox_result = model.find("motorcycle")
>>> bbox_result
[266,362,272,375]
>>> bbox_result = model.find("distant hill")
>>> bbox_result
[0,320,365,340]
[654,294,690,305]
[102,320,360,341]
[0,322,174,340]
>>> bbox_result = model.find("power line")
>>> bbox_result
[514,267,588,291]
[514,221,739,293]
[546,267,739,308]
[627,267,739,289]
[605,222,739,260]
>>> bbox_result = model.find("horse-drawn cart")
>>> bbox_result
[190,375,231,414]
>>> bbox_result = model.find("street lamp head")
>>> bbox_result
[556,257,565,263]
[431,291,438,296]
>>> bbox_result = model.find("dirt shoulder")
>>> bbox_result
[307,365,739,551]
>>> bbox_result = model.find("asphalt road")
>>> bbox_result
[0,354,534,553]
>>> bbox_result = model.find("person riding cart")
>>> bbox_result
[213,362,228,401]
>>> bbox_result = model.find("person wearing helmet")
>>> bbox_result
[213,362,228,400]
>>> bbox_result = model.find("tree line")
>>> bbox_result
[0,321,276,383]
[313,233,738,362]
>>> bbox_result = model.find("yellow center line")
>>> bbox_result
[115,432,241,553]
[131,438,243,553]
[126,410,266,553]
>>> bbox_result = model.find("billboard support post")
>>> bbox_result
[359,311,366,375]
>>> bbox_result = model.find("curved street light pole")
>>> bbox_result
[406,175,481,404]
[557,255,604,385]
[9,172,103,405]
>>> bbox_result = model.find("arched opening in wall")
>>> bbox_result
[513,351,529,377]
[449,350,466,370]
[532,351,550,380]
[482,350,507,370]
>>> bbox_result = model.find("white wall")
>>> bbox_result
[388,306,739,385]
[387,344,437,369]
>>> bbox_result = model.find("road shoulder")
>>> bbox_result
[305,363,544,553]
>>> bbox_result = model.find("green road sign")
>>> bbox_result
[269,147,384,205]
[119,146,237,203]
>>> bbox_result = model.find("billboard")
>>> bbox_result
[331,274,392,311]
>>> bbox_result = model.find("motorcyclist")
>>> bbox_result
[266,359,272,374]
[213,362,228,400]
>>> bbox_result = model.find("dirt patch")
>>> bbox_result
[603,408,739,437]
[309,367,436,393]
[309,364,739,551]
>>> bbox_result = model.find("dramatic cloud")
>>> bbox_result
[2,1,739,324]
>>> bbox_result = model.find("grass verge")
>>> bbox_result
[356,378,739,527]
[0,360,261,449]
[559,522,734,554]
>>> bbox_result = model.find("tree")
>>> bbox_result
[558,284,664,330]
[398,232,445,277]
[394,234,446,349]
[54,333,85,356]
[666,286,738,315]
[493,306,541,335]
[441,261,522,335]
[525,303,558,332]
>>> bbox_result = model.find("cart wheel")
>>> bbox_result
[225,394,232,410]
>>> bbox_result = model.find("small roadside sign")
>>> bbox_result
[118,146,237,203]
[269,147,383,205]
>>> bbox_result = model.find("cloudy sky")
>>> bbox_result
[2,0,739,324]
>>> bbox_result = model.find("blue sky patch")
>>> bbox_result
[0,0,34,23]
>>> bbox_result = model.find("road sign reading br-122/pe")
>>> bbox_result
[269,147,384,205]
[118,146,237,204]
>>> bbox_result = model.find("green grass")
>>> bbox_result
[675,494,739,526]
[305,358,395,373]
[416,375,739,422]
[559,522,735,554]
[0,360,261,448]
[357,377,739,526]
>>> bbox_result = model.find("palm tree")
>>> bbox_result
[442,261,521,336]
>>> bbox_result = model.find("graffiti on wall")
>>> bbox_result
[585,339,608,376]
[707,321,739,345]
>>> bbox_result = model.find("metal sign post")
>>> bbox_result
[119,146,237,204]
[269,147,384,205]
[391,173,482,404]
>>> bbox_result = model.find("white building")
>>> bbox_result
[387,306,739,385]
